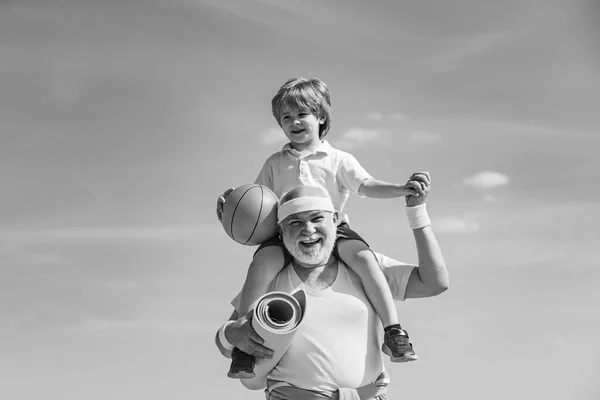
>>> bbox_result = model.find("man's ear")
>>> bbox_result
[332,212,339,224]
[277,224,283,236]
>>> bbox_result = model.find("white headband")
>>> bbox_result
[277,196,335,224]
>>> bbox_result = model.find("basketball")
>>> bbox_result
[221,184,279,246]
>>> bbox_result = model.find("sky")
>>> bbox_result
[1,0,599,399]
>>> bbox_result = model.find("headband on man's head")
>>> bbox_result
[277,194,335,224]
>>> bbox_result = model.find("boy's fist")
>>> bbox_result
[405,171,430,207]
[398,183,421,198]
[216,187,235,222]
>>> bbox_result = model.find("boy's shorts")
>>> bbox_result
[253,222,369,267]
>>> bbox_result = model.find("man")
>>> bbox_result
[216,171,448,399]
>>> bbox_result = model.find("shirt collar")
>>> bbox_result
[281,140,333,155]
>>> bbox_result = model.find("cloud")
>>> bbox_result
[436,215,481,234]
[0,226,217,246]
[75,316,208,335]
[260,126,286,146]
[334,128,387,150]
[7,312,207,336]
[389,113,406,121]
[366,111,383,122]
[418,31,510,74]
[482,194,496,202]
[365,111,406,122]
[410,130,441,142]
[462,171,510,190]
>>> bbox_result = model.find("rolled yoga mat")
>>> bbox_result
[241,289,307,390]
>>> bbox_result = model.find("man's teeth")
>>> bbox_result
[301,238,319,245]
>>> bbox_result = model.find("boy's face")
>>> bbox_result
[279,104,323,149]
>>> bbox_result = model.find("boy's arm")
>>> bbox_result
[358,178,420,199]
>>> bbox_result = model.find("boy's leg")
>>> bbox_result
[336,238,399,328]
[336,238,418,363]
[228,243,287,379]
[238,245,286,316]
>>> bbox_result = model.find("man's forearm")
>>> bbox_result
[215,329,233,359]
[215,311,239,358]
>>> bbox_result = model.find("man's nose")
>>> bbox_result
[301,223,316,234]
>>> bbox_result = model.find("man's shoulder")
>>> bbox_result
[335,260,367,291]
[230,264,295,312]
[269,263,296,290]
[375,253,415,302]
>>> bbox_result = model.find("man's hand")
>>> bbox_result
[225,312,274,360]
[216,187,234,222]
[396,184,421,198]
[405,171,430,207]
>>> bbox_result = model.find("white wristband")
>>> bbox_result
[405,203,431,230]
[218,320,235,351]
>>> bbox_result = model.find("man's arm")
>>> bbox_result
[392,171,449,299]
[214,310,238,358]
[214,309,274,360]
[404,224,449,299]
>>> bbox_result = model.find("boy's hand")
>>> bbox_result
[216,187,235,222]
[405,171,430,207]
[397,184,421,198]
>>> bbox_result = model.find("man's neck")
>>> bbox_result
[292,256,338,291]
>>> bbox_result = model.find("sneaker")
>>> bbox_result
[227,348,256,379]
[382,328,418,363]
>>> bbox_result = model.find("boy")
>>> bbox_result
[217,77,424,379]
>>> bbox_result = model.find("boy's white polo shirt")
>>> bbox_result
[254,140,372,222]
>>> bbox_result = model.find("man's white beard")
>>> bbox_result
[282,231,335,266]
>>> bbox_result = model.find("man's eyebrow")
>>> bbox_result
[286,210,328,222]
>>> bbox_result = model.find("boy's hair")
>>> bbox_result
[271,77,332,139]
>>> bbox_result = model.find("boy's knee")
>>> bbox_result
[337,239,371,259]
[250,246,286,276]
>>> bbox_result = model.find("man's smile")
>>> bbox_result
[298,237,322,248]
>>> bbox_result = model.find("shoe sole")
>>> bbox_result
[390,354,419,363]
[227,371,256,379]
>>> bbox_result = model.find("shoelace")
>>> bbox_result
[389,334,409,346]
[388,331,412,356]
